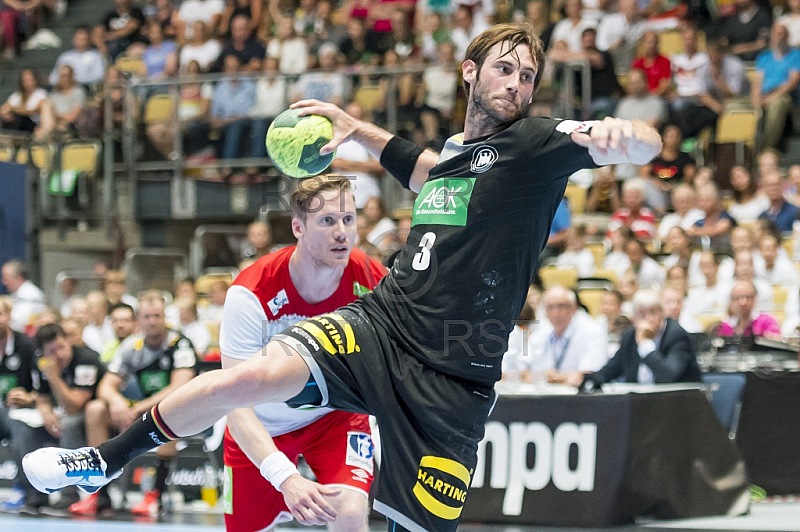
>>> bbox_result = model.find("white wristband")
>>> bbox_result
[259,452,299,492]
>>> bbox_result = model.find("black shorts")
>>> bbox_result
[273,304,496,532]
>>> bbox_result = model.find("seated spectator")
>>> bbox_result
[501,303,537,383]
[674,39,747,139]
[621,238,665,289]
[419,10,451,61]
[48,27,106,87]
[215,13,265,72]
[752,23,800,151]
[210,54,256,165]
[717,0,772,61]
[330,102,383,208]
[530,285,608,386]
[338,16,382,66]
[415,40,458,149]
[1,260,45,332]
[0,1,23,60]
[607,178,657,239]
[614,68,667,128]
[165,278,197,327]
[291,42,347,106]
[385,8,415,58]
[362,196,397,252]
[452,4,490,60]
[619,269,638,315]
[152,0,178,40]
[103,270,137,309]
[731,225,755,255]
[240,220,272,262]
[660,284,700,332]
[586,289,701,384]
[306,0,347,55]
[60,317,88,349]
[541,197,571,264]
[355,213,381,258]
[0,69,49,138]
[657,184,705,239]
[641,125,695,212]
[758,170,800,233]
[595,0,642,68]
[595,289,624,336]
[685,252,731,322]
[99,302,136,363]
[729,249,774,310]
[687,184,736,252]
[219,0,260,38]
[50,65,87,134]
[555,224,596,277]
[199,279,228,324]
[72,293,196,516]
[662,225,694,270]
[102,0,145,59]
[23,324,105,511]
[716,280,781,339]
[728,165,769,224]
[575,27,623,118]
[141,20,177,80]
[84,291,114,353]
[755,233,798,286]
[0,298,37,512]
[174,298,210,356]
[174,0,224,44]
[757,147,780,179]
[778,0,800,47]
[90,24,109,60]
[59,277,79,318]
[179,21,221,72]
[665,264,689,294]
[603,225,635,271]
[668,27,709,115]
[586,165,621,214]
[548,0,596,55]
[249,56,287,159]
[632,30,671,96]
[267,15,308,75]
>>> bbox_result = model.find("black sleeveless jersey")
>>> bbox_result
[360,117,598,386]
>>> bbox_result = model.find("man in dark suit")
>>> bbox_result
[587,289,702,385]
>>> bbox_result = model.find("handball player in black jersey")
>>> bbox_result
[24,22,661,532]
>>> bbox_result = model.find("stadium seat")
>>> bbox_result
[144,94,175,123]
[781,238,793,259]
[773,285,788,309]
[586,241,605,267]
[715,109,758,165]
[539,266,578,289]
[62,141,101,177]
[772,309,785,326]
[578,288,607,316]
[195,270,235,295]
[16,142,55,171]
[353,84,383,113]
[564,184,587,214]
[696,313,726,332]
[115,54,145,76]
[592,268,618,286]
[0,144,13,162]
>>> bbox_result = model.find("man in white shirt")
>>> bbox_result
[549,0,597,54]
[49,28,107,86]
[331,103,384,208]
[670,27,709,112]
[175,0,225,42]
[595,0,643,67]
[754,234,799,287]
[532,285,608,385]
[1,261,45,332]
[657,184,705,239]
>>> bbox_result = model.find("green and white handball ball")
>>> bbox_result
[266,109,335,178]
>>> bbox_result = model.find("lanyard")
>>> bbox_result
[550,333,573,371]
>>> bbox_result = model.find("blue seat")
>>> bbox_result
[702,373,747,439]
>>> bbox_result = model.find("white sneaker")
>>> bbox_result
[23,447,122,495]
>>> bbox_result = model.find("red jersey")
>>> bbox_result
[219,245,386,435]
[606,207,658,239]
[632,55,671,93]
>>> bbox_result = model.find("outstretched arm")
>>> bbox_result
[572,117,662,166]
[291,99,439,193]
[222,355,339,526]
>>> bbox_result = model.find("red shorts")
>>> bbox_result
[222,410,374,532]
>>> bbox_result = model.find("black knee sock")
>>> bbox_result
[97,405,178,475]
[153,458,171,494]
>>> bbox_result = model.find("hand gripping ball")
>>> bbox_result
[265,108,336,178]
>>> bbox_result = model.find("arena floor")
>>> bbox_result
[0,501,798,532]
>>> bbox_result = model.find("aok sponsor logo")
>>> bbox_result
[472,421,597,516]
[413,456,471,521]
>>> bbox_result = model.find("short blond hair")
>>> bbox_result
[290,175,354,223]
[138,290,166,309]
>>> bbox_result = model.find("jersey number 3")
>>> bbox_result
[412,232,436,271]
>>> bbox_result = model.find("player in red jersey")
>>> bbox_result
[219,175,386,531]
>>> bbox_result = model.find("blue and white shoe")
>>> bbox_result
[22,447,121,495]
[0,487,25,513]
